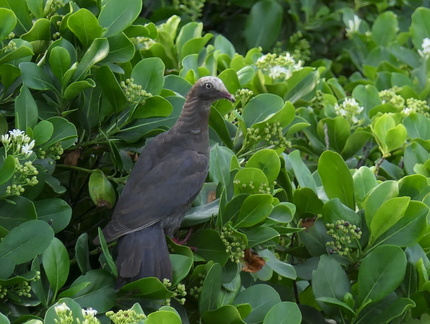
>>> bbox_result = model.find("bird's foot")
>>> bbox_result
[173,228,193,245]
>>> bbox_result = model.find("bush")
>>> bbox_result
[1,0,430,323]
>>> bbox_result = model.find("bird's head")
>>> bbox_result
[192,76,236,103]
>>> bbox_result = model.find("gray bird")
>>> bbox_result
[94,76,235,287]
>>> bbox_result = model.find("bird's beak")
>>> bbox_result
[223,92,236,103]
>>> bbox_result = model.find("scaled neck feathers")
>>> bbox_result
[174,93,212,136]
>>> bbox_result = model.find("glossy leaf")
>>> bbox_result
[68,9,103,48]
[0,156,15,186]
[246,149,280,184]
[0,8,17,41]
[42,237,70,296]
[318,151,355,209]
[235,194,273,228]
[245,0,282,50]
[98,0,142,37]
[35,198,72,234]
[263,302,302,324]
[357,245,406,306]
[0,219,54,265]
[131,57,165,95]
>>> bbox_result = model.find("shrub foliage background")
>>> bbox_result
[1,0,430,323]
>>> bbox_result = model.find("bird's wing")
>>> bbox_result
[101,148,208,242]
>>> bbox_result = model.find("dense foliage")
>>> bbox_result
[1,0,430,323]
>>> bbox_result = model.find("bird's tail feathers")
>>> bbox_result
[115,224,172,288]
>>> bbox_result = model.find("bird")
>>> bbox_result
[94,76,235,287]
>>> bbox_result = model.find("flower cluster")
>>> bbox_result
[173,0,206,21]
[288,32,311,62]
[162,279,187,305]
[189,272,205,299]
[1,129,39,197]
[326,220,362,256]
[80,308,99,324]
[47,0,66,17]
[120,78,153,105]
[334,97,364,125]
[38,142,64,160]
[106,309,146,323]
[379,88,405,110]
[244,122,291,152]
[220,224,247,263]
[235,88,253,107]
[256,52,303,82]
[418,37,430,58]
[55,303,74,324]
[402,98,430,117]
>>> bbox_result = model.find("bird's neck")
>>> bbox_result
[174,96,211,137]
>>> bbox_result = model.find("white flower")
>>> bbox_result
[268,65,290,79]
[346,15,361,36]
[82,307,97,317]
[334,97,364,125]
[9,129,24,138]
[21,140,35,157]
[55,302,70,315]
[418,37,430,58]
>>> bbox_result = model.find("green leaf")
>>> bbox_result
[49,45,71,82]
[68,8,103,48]
[318,151,355,209]
[355,296,415,324]
[0,155,15,186]
[20,18,50,42]
[202,305,246,324]
[242,94,285,127]
[19,62,56,91]
[353,166,378,207]
[235,194,273,228]
[64,79,96,100]
[15,85,38,130]
[373,201,428,248]
[131,96,173,119]
[171,254,193,286]
[35,198,72,234]
[287,150,317,192]
[0,219,54,265]
[0,8,17,42]
[245,0,282,50]
[263,302,302,324]
[98,0,142,38]
[199,262,222,312]
[69,270,116,312]
[246,149,280,184]
[369,197,410,245]
[103,32,135,63]
[33,120,53,146]
[119,277,171,299]
[146,310,181,324]
[293,187,324,217]
[42,116,77,149]
[73,38,109,81]
[188,229,229,265]
[259,249,297,279]
[0,196,37,230]
[209,145,235,187]
[130,57,165,95]
[234,284,281,324]
[0,0,32,35]
[371,11,398,46]
[357,245,406,307]
[312,255,350,313]
[243,227,280,247]
[317,117,350,153]
[363,180,398,228]
[42,237,70,296]
[75,233,91,275]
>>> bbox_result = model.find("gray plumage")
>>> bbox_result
[94,76,235,287]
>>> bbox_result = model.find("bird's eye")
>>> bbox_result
[205,82,212,89]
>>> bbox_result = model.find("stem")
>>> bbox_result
[56,164,95,173]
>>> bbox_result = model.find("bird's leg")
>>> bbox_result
[173,228,193,245]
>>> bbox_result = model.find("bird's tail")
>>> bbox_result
[115,224,172,288]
